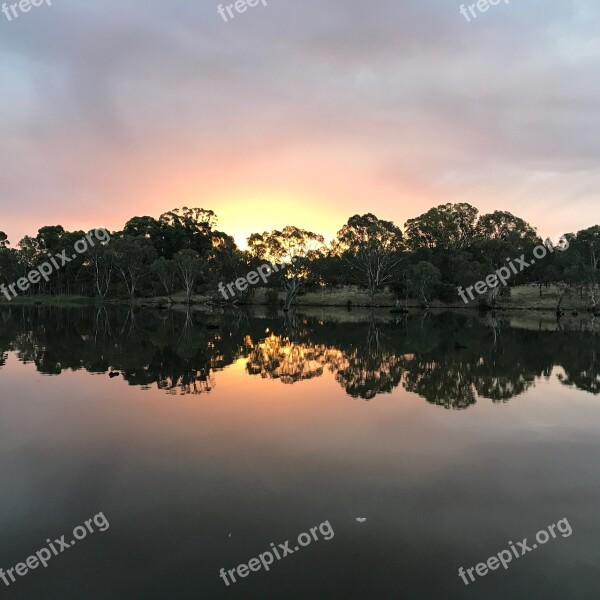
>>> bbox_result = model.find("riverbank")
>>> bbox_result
[1,284,597,313]
[0,294,101,306]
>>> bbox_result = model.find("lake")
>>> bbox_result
[0,305,599,599]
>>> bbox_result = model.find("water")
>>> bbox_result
[0,305,599,599]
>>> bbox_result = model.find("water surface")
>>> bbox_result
[1,306,599,599]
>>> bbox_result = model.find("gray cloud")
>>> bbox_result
[1,0,599,241]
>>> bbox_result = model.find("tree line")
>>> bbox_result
[1,203,599,308]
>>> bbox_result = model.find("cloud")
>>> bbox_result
[1,0,599,244]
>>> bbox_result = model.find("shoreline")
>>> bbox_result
[1,297,597,316]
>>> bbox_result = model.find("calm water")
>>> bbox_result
[1,305,600,599]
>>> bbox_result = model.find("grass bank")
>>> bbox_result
[2,285,596,313]
[0,294,100,306]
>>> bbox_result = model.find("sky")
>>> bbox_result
[1,0,599,248]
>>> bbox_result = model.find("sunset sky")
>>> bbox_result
[1,0,599,247]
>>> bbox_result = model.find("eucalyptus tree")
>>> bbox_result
[571,226,600,310]
[404,203,479,253]
[333,213,404,304]
[174,249,203,304]
[150,257,178,303]
[159,207,216,257]
[112,236,157,302]
[248,226,326,310]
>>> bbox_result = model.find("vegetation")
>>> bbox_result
[1,203,599,309]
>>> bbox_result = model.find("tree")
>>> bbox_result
[404,203,479,252]
[151,257,178,303]
[16,236,40,292]
[0,241,18,293]
[174,249,203,304]
[124,216,162,239]
[333,214,404,303]
[209,232,255,303]
[35,226,90,295]
[159,207,216,257]
[571,226,600,310]
[248,226,326,310]
[36,225,66,254]
[476,211,538,247]
[88,243,115,300]
[408,261,442,306]
[113,236,157,302]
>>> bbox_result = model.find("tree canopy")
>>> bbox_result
[0,204,598,308]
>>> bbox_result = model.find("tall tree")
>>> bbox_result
[570,226,600,309]
[407,261,442,306]
[404,203,479,252]
[0,234,18,293]
[476,211,539,247]
[151,257,178,303]
[159,207,216,256]
[174,249,203,304]
[113,236,157,302]
[248,226,326,310]
[333,214,404,303]
[209,232,256,303]
[89,243,115,300]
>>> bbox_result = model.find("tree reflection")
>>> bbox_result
[246,334,327,383]
[400,358,478,409]
[327,316,403,399]
[1,305,600,404]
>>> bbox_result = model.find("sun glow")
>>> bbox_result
[211,192,341,250]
